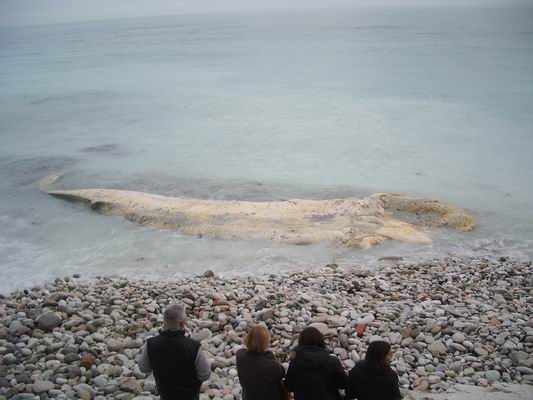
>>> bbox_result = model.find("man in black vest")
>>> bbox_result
[139,302,211,400]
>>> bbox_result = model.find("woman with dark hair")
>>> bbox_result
[284,326,347,400]
[346,340,401,400]
[236,325,286,400]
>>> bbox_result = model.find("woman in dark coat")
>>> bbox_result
[346,340,401,400]
[236,324,286,400]
[284,326,347,400]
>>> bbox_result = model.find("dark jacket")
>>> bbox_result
[284,346,347,400]
[236,348,286,400]
[146,330,202,400]
[346,360,401,400]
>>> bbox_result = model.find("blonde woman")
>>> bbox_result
[236,324,286,400]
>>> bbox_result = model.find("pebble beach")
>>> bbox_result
[1,255,532,400]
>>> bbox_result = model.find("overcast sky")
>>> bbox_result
[1,0,532,27]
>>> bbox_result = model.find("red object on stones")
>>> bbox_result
[356,324,366,337]
[80,353,96,369]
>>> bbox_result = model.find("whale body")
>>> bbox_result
[43,178,475,248]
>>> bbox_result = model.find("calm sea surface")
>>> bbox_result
[1,7,532,293]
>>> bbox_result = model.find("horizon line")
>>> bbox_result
[2,4,532,29]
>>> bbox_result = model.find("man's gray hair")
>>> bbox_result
[163,302,187,330]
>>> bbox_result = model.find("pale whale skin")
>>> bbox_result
[45,183,475,248]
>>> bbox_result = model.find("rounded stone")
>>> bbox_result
[474,346,488,357]
[428,341,447,356]
[64,353,81,363]
[33,381,54,394]
[80,353,96,369]
[485,370,501,382]
[452,332,466,343]
[106,338,125,352]
[517,366,533,375]
[36,312,62,331]
[2,353,17,365]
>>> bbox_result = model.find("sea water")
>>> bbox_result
[1,7,532,293]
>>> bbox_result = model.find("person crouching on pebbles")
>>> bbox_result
[236,324,287,400]
[139,302,211,400]
[284,326,347,400]
[346,340,401,400]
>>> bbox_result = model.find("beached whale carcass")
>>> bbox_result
[43,178,475,248]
